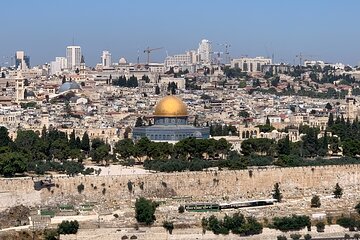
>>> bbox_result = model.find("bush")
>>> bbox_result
[271,215,310,231]
[304,234,312,240]
[135,197,157,225]
[163,221,174,234]
[290,233,301,240]
[333,183,343,198]
[113,214,119,218]
[337,217,357,230]
[277,236,287,240]
[316,222,325,232]
[355,202,360,214]
[44,229,58,240]
[178,205,185,213]
[77,183,84,194]
[57,220,79,235]
[354,233,360,240]
[127,181,133,192]
[310,195,321,208]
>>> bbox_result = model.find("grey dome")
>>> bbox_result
[58,81,81,93]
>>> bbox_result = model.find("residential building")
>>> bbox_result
[231,56,272,73]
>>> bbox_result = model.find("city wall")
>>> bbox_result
[1,164,360,209]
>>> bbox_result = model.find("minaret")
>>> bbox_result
[346,88,356,121]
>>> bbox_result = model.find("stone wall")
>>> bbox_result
[1,164,360,209]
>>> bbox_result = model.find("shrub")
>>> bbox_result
[277,236,287,240]
[344,233,351,239]
[290,233,301,240]
[113,213,119,218]
[355,202,360,215]
[77,183,84,194]
[337,217,355,228]
[316,222,325,232]
[44,229,58,240]
[310,195,321,208]
[304,234,312,240]
[178,205,185,213]
[127,181,133,192]
[333,183,343,198]
[163,221,174,234]
[354,233,360,240]
[272,183,282,202]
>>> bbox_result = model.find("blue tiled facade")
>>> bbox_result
[133,116,210,142]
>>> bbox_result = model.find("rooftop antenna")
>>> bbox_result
[137,50,140,64]
[72,35,75,46]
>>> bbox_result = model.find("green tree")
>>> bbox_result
[238,110,250,118]
[0,126,12,147]
[69,129,77,149]
[57,220,79,235]
[355,202,360,214]
[325,102,332,111]
[278,136,291,155]
[155,85,160,95]
[333,183,343,198]
[81,132,90,152]
[272,183,282,202]
[311,195,321,208]
[0,152,27,177]
[114,138,135,160]
[135,197,157,225]
[135,117,144,127]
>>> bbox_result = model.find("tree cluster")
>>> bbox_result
[0,126,104,177]
[271,215,311,231]
[201,213,262,236]
[57,220,79,235]
[112,75,138,88]
[114,137,231,162]
[210,123,238,136]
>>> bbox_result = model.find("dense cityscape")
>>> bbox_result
[1,1,360,240]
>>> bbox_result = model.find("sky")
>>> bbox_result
[1,0,360,66]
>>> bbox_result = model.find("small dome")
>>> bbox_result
[58,81,81,93]
[119,57,127,64]
[154,96,188,117]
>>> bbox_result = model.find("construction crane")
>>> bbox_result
[143,47,163,64]
[295,52,315,66]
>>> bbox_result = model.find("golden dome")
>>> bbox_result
[154,96,188,117]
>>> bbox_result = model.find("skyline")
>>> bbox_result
[1,0,360,66]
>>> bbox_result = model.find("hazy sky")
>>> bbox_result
[1,0,359,66]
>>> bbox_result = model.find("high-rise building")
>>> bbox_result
[66,46,81,70]
[101,51,112,68]
[198,39,212,64]
[50,57,67,75]
[15,51,30,70]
